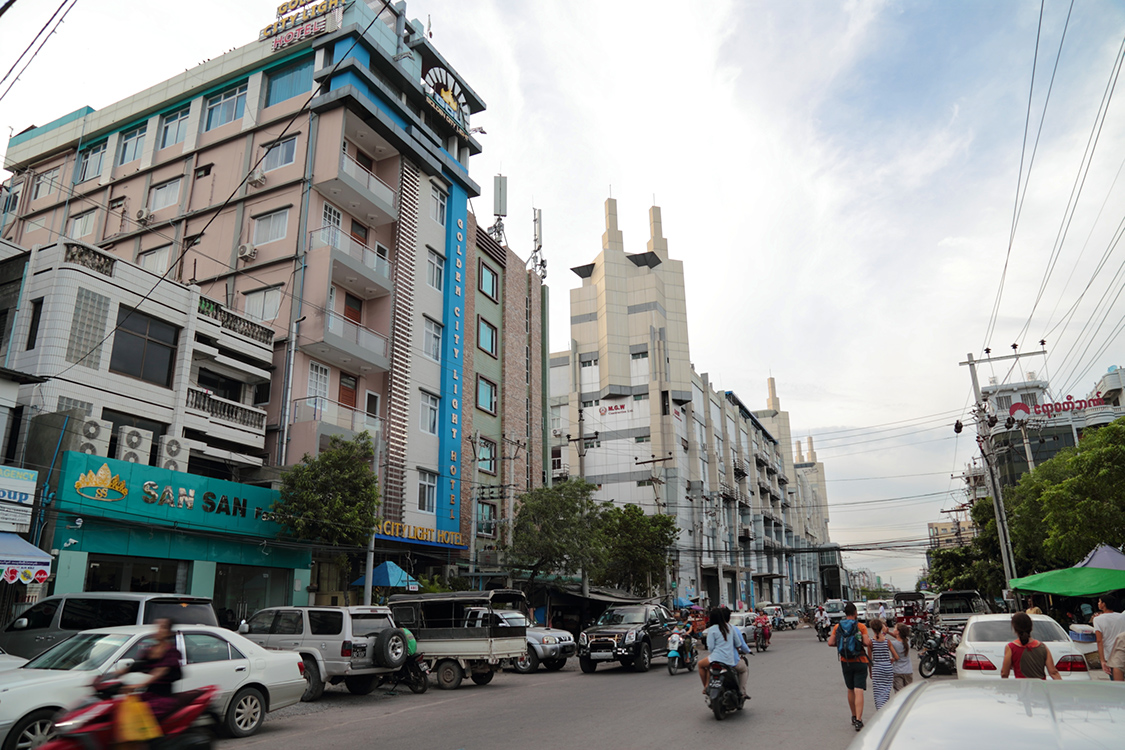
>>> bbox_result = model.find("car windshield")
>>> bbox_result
[596,608,645,626]
[940,595,988,615]
[24,634,130,671]
[498,612,531,627]
[351,614,392,636]
[144,601,218,626]
[825,602,843,613]
[967,619,1068,643]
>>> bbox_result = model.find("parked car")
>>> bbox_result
[0,593,218,658]
[934,590,990,631]
[467,609,575,674]
[729,611,756,643]
[780,603,801,629]
[954,613,1094,680]
[0,624,304,750]
[577,604,675,673]
[845,679,1125,750]
[0,647,26,672]
[239,605,407,700]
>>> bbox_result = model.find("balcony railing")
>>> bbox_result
[732,457,747,478]
[308,226,392,279]
[198,297,274,345]
[291,396,382,434]
[326,314,389,359]
[187,387,267,431]
[340,152,397,209]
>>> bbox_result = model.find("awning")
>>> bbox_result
[0,533,52,584]
[351,561,419,589]
[1009,566,1125,597]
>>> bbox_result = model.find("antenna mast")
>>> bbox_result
[528,207,546,280]
[487,174,508,245]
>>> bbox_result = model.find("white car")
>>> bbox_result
[954,613,1093,680]
[0,625,305,750]
[0,648,26,673]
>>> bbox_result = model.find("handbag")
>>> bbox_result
[115,694,163,743]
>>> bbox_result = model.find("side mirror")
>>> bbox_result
[10,618,27,630]
[112,658,135,673]
[237,622,249,635]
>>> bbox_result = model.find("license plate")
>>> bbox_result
[353,645,367,657]
[590,652,613,660]
[709,679,723,688]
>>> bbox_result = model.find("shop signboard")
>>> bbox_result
[0,465,38,534]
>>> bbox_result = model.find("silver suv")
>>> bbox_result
[240,605,407,701]
[467,609,575,673]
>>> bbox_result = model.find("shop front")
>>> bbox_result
[51,453,311,619]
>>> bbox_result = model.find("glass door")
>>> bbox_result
[213,564,292,626]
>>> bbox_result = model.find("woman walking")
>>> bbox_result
[1001,612,1062,679]
[868,618,896,709]
[890,623,913,692]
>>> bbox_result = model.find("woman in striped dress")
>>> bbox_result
[868,618,897,710]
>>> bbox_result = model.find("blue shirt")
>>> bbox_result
[704,624,747,666]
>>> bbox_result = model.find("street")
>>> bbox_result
[223,626,946,750]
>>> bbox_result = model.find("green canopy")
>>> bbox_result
[1008,566,1125,597]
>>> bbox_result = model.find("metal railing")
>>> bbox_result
[291,396,383,434]
[340,152,397,209]
[308,226,392,279]
[187,387,267,431]
[325,314,389,360]
[198,297,274,345]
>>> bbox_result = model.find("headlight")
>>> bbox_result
[542,636,557,644]
[625,630,637,644]
[579,632,587,645]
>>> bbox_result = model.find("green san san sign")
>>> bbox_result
[59,451,281,539]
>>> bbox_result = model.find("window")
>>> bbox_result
[583,439,601,449]
[32,168,59,200]
[198,369,241,402]
[476,376,497,413]
[149,178,181,212]
[117,125,146,165]
[77,144,106,182]
[308,361,330,401]
[635,435,651,443]
[476,502,496,537]
[109,197,125,210]
[479,261,498,299]
[59,598,140,631]
[580,358,598,368]
[69,210,96,238]
[581,399,599,408]
[66,288,111,369]
[183,633,235,663]
[244,287,281,322]
[246,611,276,634]
[420,391,439,435]
[253,208,288,244]
[25,299,43,350]
[637,479,654,487]
[309,611,343,635]
[3,181,22,214]
[265,58,313,107]
[631,350,649,360]
[477,317,497,356]
[160,107,190,149]
[995,395,1012,411]
[427,249,444,291]
[109,307,179,388]
[262,137,297,171]
[634,393,649,401]
[418,470,437,513]
[273,611,303,635]
[204,84,248,131]
[1023,392,1039,407]
[137,246,171,273]
[423,318,442,360]
[430,185,447,225]
[478,437,497,474]
[4,599,57,631]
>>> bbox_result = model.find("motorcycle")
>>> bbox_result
[918,631,957,678]
[816,622,830,642]
[754,623,770,652]
[705,659,747,720]
[667,631,697,675]
[40,677,218,750]
[374,652,431,693]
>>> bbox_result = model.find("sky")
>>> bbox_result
[3,0,1125,589]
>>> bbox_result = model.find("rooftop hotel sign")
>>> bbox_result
[261,0,348,49]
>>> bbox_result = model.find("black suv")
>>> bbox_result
[577,604,674,673]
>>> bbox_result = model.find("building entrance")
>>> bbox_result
[213,563,291,628]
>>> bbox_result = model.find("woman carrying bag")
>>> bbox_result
[117,618,183,747]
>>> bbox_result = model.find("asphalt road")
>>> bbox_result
[223,626,948,750]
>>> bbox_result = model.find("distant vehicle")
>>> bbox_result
[577,604,676,673]
[894,592,927,628]
[824,599,846,624]
[934,590,990,630]
[864,600,895,625]
[467,608,575,674]
[954,614,1093,680]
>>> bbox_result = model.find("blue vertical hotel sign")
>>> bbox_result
[438,184,468,535]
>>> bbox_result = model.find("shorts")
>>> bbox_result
[1108,633,1125,671]
[841,660,868,691]
[893,672,913,692]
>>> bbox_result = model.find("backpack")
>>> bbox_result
[836,618,863,659]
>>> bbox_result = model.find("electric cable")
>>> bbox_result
[0,0,77,105]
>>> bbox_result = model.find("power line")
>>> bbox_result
[0,0,76,105]
[0,0,66,89]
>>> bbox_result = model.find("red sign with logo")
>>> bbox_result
[599,404,628,415]
[3,568,16,584]
[33,569,48,584]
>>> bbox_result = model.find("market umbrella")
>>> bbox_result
[1008,566,1125,597]
[350,561,419,589]
[1073,544,1125,571]
[673,596,692,608]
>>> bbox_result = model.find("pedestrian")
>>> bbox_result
[1107,631,1124,681]
[1025,597,1043,615]
[828,601,872,732]
[890,622,913,692]
[1092,593,1125,678]
[868,618,896,710]
[1001,612,1061,680]
[878,601,886,623]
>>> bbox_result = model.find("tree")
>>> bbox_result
[271,432,380,547]
[506,479,603,592]
[591,505,678,596]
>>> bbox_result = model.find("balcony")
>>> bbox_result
[777,472,789,485]
[719,481,737,501]
[185,387,267,451]
[732,457,747,478]
[299,311,390,373]
[308,226,393,300]
[197,297,275,347]
[291,396,383,436]
[313,152,398,228]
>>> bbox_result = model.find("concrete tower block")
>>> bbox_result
[647,205,668,259]
[807,436,817,463]
[767,376,780,411]
[795,440,804,463]
[602,198,624,253]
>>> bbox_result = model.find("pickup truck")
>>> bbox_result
[388,589,529,689]
[464,607,576,673]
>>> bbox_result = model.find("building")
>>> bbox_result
[0,1,544,602]
[927,519,978,550]
[549,198,832,608]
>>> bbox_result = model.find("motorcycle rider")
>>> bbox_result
[672,611,698,663]
[815,606,829,635]
[754,608,772,646]
[697,607,751,699]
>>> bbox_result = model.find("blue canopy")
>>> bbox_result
[351,561,419,588]
[673,596,693,608]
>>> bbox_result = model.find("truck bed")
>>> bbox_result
[412,626,527,661]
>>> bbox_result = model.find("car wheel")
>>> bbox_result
[434,659,463,690]
[5,709,56,750]
[301,656,324,702]
[633,642,651,672]
[374,628,408,669]
[579,656,597,673]
[543,658,567,671]
[225,687,266,738]
[344,675,377,695]
[513,646,540,674]
[470,670,494,686]
[919,653,936,679]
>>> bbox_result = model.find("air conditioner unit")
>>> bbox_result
[78,419,113,456]
[157,435,195,473]
[237,243,256,261]
[116,426,154,464]
[135,208,153,224]
[247,169,266,187]
[551,428,563,437]
[442,565,458,581]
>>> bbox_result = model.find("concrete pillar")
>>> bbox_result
[189,560,216,598]
[53,550,88,594]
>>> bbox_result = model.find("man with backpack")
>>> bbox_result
[828,601,873,732]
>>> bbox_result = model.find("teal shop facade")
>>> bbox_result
[51,452,311,624]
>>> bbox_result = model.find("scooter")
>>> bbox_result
[705,658,747,720]
[374,652,431,693]
[816,622,830,642]
[40,677,218,750]
[667,631,697,675]
[918,632,957,678]
[754,623,770,652]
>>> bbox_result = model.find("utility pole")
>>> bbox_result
[566,409,598,598]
